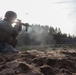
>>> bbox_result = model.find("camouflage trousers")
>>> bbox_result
[0,39,18,54]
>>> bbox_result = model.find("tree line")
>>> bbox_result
[17,24,76,46]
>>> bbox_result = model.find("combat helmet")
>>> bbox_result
[5,11,17,19]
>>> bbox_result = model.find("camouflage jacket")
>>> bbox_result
[0,19,22,43]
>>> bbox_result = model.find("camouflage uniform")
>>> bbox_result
[0,19,22,53]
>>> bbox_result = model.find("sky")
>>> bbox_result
[0,0,76,35]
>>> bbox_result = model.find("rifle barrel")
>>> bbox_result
[15,22,32,27]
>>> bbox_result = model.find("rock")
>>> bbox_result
[6,61,19,69]
[25,70,43,75]
[33,57,47,66]
[46,58,57,67]
[15,62,30,73]
[0,68,15,75]
[59,59,76,73]
[40,65,55,75]
[0,55,6,65]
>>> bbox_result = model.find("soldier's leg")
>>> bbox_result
[9,39,18,48]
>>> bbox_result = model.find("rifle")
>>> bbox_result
[20,23,32,32]
[9,19,32,46]
[15,19,32,32]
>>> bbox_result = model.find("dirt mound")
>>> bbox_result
[0,49,76,75]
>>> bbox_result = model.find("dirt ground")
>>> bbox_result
[0,48,76,75]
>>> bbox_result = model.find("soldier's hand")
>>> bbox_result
[14,19,22,31]
[16,19,22,25]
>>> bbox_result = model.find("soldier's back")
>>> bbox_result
[0,20,12,43]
